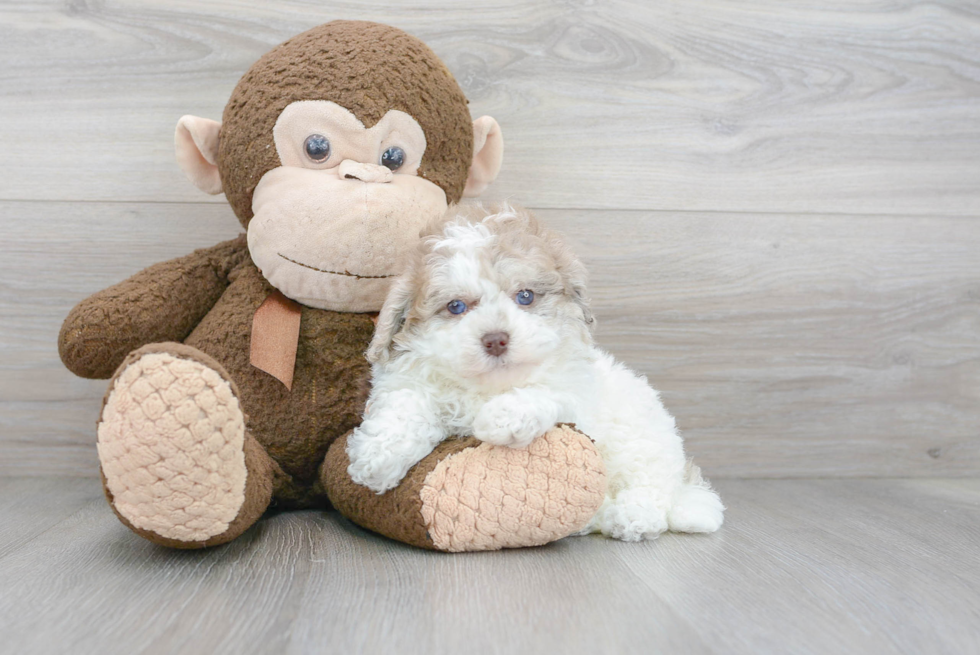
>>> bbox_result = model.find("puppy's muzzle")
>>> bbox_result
[481,331,509,357]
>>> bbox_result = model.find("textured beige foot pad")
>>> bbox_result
[323,425,606,552]
[98,348,247,543]
[420,425,606,552]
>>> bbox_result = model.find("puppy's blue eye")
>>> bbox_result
[304,134,331,162]
[447,299,467,315]
[380,146,405,171]
[515,289,534,306]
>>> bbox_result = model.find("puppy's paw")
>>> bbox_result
[473,393,554,448]
[668,484,725,533]
[595,490,669,542]
[346,428,417,494]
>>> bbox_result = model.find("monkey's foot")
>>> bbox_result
[323,425,606,552]
[98,343,273,548]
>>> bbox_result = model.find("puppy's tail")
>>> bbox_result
[667,461,725,534]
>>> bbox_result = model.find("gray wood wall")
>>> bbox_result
[2,0,978,478]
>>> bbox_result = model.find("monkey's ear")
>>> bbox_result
[366,274,416,365]
[175,115,223,195]
[462,116,503,198]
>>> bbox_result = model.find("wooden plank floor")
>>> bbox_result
[1,1,979,653]
[0,477,977,655]
[2,1,978,478]
[4,201,978,478]
[2,1,979,215]
[3,1,980,478]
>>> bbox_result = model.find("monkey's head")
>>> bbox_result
[174,21,503,312]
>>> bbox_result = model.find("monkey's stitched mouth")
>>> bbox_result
[277,253,394,280]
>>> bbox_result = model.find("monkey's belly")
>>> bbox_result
[183,262,374,500]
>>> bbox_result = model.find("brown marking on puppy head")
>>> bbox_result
[485,206,594,331]
[218,20,474,227]
[426,204,594,328]
[367,204,595,364]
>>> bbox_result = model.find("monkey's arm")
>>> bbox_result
[59,235,249,379]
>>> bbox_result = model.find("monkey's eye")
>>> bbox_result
[304,134,331,162]
[380,146,406,171]
[515,290,535,306]
[447,299,467,315]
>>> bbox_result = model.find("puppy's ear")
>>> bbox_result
[541,225,596,334]
[367,274,416,364]
[564,257,596,333]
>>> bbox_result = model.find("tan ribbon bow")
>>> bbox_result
[250,290,302,390]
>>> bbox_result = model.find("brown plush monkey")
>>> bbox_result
[59,21,606,552]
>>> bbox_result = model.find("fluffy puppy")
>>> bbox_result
[347,204,724,540]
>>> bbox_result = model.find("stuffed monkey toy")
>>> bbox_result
[59,21,606,552]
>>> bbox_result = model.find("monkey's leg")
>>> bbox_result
[321,425,606,552]
[97,343,275,548]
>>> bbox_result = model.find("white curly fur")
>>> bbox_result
[347,204,724,540]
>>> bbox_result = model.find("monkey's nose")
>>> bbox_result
[338,160,393,184]
[481,332,509,357]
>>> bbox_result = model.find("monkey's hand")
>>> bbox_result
[59,235,248,379]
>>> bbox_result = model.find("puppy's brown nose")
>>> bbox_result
[482,332,509,357]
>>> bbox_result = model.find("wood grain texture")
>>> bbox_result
[540,208,980,477]
[3,201,978,477]
[1,0,979,214]
[0,477,977,654]
[0,200,243,477]
[612,477,980,655]
[0,477,102,558]
[2,3,977,650]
